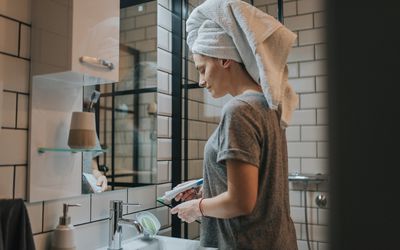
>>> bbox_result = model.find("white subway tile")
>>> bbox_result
[91,189,127,221]
[286,126,300,141]
[285,14,313,31]
[158,0,171,10]
[157,49,172,73]
[17,93,29,129]
[290,77,315,93]
[294,223,301,239]
[33,232,51,250]
[157,93,171,116]
[188,120,207,140]
[317,109,328,124]
[299,28,326,45]
[154,206,170,228]
[74,220,109,250]
[301,224,328,242]
[0,166,13,199]
[254,0,276,6]
[127,185,156,213]
[156,183,172,206]
[126,28,145,42]
[120,17,135,31]
[0,0,31,23]
[288,45,314,62]
[291,109,316,125]
[2,91,16,127]
[301,125,328,141]
[297,240,318,250]
[157,138,171,160]
[315,44,326,59]
[157,26,169,51]
[314,12,326,28]
[26,201,43,234]
[288,158,301,174]
[198,141,206,159]
[289,190,302,206]
[0,54,30,93]
[298,0,326,14]
[307,191,329,208]
[135,39,156,52]
[158,5,172,31]
[43,195,91,231]
[318,242,330,250]
[300,60,327,77]
[267,1,297,17]
[300,93,328,109]
[316,76,328,92]
[318,208,329,225]
[14,165,26,199]
[290,206,318,224]
[188,61,199,83]
[0,129,27,165]
[157,70,169,93]
[288,142,317,157]
[157,115,169,137]
[317,142,328,158]
[157,161,169,183]
[287,62,299,78]
[188,160,203,179]
[19,24,30,58]
[258,5,268,13]
[301,158,328,174]
[136,13,156,28]
[146,26,157,40]
[207,123,217,138]
[0,16,19,55]
[188,100,199,120]
[188,140,199,159]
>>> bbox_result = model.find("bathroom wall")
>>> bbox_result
[182,0,329,249]
[0,0,174,249]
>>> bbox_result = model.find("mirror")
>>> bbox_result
[82,0,158,193]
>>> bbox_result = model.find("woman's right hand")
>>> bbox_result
[174,183,203,202]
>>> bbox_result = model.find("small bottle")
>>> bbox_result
[52,203,81,250]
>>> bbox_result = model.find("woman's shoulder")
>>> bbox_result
[222,92,267,116]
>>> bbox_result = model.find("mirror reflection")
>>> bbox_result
[82,0,158,193]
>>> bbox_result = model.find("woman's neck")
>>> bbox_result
[228,69,262,96]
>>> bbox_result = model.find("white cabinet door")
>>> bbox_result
[31,0,119,85]
[72,0,119,84]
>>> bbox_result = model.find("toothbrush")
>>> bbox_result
[88,90,101,112]
[161,178,203,202]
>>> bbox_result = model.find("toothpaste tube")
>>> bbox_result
[161,178,203,201]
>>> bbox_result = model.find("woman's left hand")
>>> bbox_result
[170,199,202,223]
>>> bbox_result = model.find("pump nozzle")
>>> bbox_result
[60,203,81,225]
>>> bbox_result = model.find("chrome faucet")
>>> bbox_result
[108,200,143,250]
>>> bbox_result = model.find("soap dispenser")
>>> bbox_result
[52,203,81,250]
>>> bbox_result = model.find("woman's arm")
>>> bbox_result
[201,159,258,218]
[171,159,258,221]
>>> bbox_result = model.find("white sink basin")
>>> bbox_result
[97,235,201,250]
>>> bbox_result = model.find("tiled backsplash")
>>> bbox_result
[1,0,329,249]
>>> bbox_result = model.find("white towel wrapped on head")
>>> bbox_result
[186,0,298,128]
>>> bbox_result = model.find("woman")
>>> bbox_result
[171,1,298,249]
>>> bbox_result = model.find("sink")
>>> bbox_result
[97,235,201,250]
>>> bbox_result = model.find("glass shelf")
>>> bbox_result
[38,147,107,154]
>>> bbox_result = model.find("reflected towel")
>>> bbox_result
[186,0,298,128]
[0,199,35,250]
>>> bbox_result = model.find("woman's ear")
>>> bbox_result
[219,59,232,69]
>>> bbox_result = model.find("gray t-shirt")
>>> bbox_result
[200,92,297,250]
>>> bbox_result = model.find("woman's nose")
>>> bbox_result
[199,80,206,87]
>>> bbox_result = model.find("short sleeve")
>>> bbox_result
[216,100,262,167]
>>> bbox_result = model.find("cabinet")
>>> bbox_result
[31,0,119,85]
[28,0,119,202]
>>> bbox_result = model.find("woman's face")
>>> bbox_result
[193,54,229,98]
